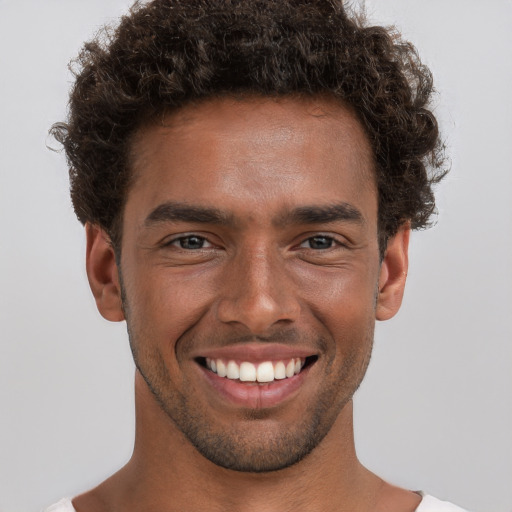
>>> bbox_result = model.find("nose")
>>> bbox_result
[216,245,300,334]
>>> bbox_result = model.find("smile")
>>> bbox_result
[205,357,306,383]
[193,344,319,408]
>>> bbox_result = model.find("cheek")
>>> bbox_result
[292,263,379,320]
[123,266,217,354]
[291,263,378,362]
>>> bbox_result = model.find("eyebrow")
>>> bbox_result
[275,203,365,227]
[144,202,233,227]
[144,201,365,229]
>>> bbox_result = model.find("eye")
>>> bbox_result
[170,235,213,250]
[300,236,336,250]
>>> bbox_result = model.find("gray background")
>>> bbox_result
[0,1,511,511]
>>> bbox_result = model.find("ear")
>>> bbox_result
[375,224,410,321]
[85,223,125,322]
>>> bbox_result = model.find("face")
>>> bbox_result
[87,96,408,472]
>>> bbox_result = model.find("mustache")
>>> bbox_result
[180,326,329,353]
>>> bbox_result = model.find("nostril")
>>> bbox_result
[216,293,300,333]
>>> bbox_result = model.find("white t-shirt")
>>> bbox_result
[416,494,470,511]
[42,499,75,512]
[42,495,471,511]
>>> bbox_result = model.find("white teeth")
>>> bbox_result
[206,357,309,382]
[285,360,295,378]
[274,361,286,380]
[256,361,274,383]
[239,362,257,381]
[226,360,240,379]
[216,359,227,377]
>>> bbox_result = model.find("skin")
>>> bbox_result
[77,96,420,512]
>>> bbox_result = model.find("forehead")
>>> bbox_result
[127,95,376,225]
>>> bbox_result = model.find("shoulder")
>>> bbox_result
[416,494,471,512]
[41,498,76,512]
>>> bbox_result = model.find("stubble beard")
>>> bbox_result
[126,322,374,473]
[118,267,376,473]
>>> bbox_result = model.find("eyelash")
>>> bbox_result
[166,235,213,250]
[164,234,345,251]
[298,235,343,250]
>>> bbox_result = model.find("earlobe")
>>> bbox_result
[85,223,125,322]
[375,224,410,321]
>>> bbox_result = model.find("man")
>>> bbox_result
[45,0,468,510]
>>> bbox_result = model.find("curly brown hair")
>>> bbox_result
[51,0,447,255]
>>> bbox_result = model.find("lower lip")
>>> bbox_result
[198,363,313,409]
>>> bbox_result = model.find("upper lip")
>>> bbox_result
[193,343,317,363]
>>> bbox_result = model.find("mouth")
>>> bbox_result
[196,355,318,383]
[193,347,319,409]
